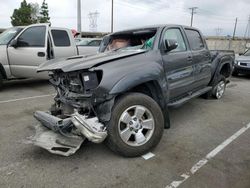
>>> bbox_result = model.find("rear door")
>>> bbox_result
[7,24,49,78]
[184,28,211,89]
[50,28,77,58]
[161,27,195,100]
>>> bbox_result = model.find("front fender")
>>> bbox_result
[109,64,165,95]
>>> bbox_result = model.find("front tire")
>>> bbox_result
[106,93,164,157]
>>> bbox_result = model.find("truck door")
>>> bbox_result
[161,27,195,100]
[7,24,49,79]
[50,28,77,58]
[184,29,211,88]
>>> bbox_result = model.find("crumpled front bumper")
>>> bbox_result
[32,124,85,156]
[30,111,107,156]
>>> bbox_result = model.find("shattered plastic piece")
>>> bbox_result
[71,112,107,143]
[31,124,85,156]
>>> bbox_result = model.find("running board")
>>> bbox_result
[168,87,212,108]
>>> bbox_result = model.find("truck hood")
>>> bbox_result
[38,49,147,73]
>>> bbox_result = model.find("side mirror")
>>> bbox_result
[239,53,243,56]
[9,39,18,48]
[163,39,178,52]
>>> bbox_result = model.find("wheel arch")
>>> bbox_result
[210,55,233,85]
[114,80,170,129]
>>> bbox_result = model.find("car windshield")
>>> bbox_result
[77,39,91,46]
[243,49,250,56]
[100,28,157,52]
[0,27,23,45]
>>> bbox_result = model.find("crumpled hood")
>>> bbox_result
[236,55,250,62]
[38,49,147,72]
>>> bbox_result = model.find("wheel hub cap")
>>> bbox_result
[118,105,155,147]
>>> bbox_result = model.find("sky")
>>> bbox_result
[0,0,250,37]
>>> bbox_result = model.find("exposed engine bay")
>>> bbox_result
[31,70,108,156]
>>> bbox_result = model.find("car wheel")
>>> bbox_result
[212,76,226,99]
[105,93,164,157]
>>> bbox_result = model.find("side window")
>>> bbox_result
[51,30,70,47]
[163,28,187,52]
[185,29,205,50]
[88,40,101,46]
[18,26,46,47]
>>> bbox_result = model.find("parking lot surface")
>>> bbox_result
[0,77,250,188]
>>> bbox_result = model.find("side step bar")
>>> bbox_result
[168,87,212,108]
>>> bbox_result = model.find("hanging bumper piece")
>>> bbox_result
[31,111,107,156]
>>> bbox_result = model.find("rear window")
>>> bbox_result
[51,30,70,47]
[185,29,205,50]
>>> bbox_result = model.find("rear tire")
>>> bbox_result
[211,76,226,99]
[105,93,164,157]
[203,75,226,99]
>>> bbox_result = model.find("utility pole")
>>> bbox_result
[77,0,82,33]
[244,15,250,38]
[189,7,198,27]
[232,17,238,39]
[111,0,114,32]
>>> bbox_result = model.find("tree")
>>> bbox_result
[10,0,37,26]
[30,3,40,23]
[39,0,50,23]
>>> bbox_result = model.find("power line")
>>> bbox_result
[189,7,198,26]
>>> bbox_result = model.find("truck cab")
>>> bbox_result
[0,24,78,88]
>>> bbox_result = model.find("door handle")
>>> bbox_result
[187,56,193,62]
[37,52,45,57]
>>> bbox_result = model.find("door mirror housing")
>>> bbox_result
[9,39,18,48]
[163,39,178,52]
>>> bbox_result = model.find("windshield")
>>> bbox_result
[0,27,23,45]
[99,28,157,52]
[243,49,250,56]
[77,39,91,46]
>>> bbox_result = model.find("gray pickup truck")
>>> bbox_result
[0,24,98,89]
[32,24,234,157]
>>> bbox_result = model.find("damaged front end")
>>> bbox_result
[31,70,111,156]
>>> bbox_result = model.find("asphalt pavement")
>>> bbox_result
[0,76,249,188]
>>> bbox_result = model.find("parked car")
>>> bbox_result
[0,24,96,89]
[32,24,234,157]
[76,38,102,55]
[233,49,250,76]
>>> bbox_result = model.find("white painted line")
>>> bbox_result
[165,123,250,188]
[142,152,155,160]
[0,94,55,104]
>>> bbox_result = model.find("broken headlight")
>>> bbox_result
[81,71,102,91]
